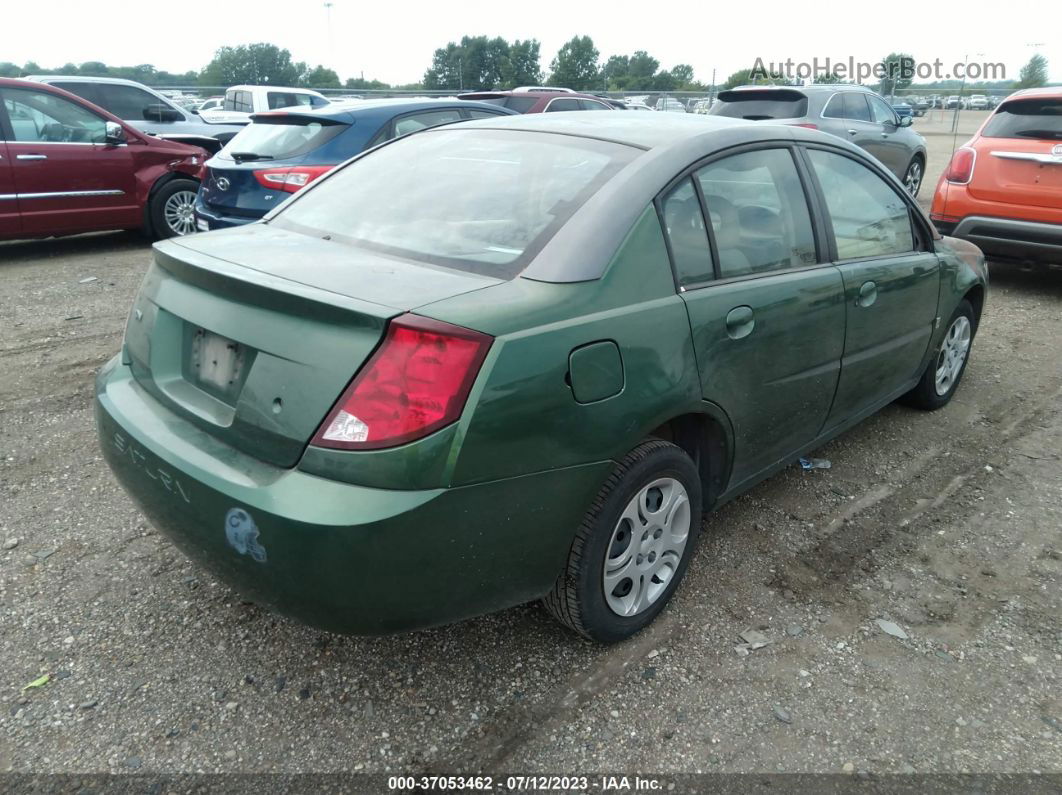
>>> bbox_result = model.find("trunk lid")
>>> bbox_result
[124,224,500,467]
[969,96,1062,209]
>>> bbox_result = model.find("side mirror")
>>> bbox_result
[899,115,913,127]
[104,121,126,145]
[142,103,184,123]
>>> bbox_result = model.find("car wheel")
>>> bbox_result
[902,300,974,410]
[543,440,703,643]
[903,157,924,197]
[150,179,199,239]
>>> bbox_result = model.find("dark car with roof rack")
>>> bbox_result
[193,98,516,231]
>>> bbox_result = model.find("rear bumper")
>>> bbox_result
[193,195,261,231]
[95,356,609,634]
[932,214,1062,263]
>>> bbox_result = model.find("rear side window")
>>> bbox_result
[91,83,161,120]
[822,94,845,119]
[392,109,463,137]
[711,90,809,120]
[982,98,1062,140]
[502,96,538,113]
[219,117,347,160]
[268,92,315,110]
[546,98,582,112]
[696,148,817,278]
[225,91,253,113]
[807,149,914,259]
[842,93,872,122]
[275,129,638,279]
[661,178,714,287]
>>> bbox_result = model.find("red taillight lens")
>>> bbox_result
[789,122,819,129]
[312,314,493,450]
[253,165,333,193]
[945,147,976,184]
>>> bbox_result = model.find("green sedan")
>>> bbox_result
[95,113,987,643]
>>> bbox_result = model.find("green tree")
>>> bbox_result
[200,43,307,87]
[879,52,915,95]
[548,36,599,90]
[21,61,41,76]
[1015,53,1048,89]
[722,68,776,89]
[669,64,695,87]
[78,61,109,76]
[305,65,341,88]
[502,39,542,88]
[601,55,630,90]
[345,76,392,90]
[0,62,20,77]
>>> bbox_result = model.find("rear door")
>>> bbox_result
[1,85,138,236]
[0,138,19,237]
[834,92,882,159]
[969,96,1062,208]
[803,146,939,430]
[664,145,846,487]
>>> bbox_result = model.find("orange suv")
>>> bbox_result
[931,87,1062,265]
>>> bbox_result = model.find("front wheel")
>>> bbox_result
[903,157,924,197]
[543,440,703,643]
[150,178,200,239]
[903,300,975,410]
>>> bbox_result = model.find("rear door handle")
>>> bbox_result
[16,154,47,161]
[725,305,755,339]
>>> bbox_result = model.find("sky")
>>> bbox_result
[6,0,1059,86]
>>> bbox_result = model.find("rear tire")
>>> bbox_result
[543,440,703,643]
[902,300,974,410]
[150,178,199,239]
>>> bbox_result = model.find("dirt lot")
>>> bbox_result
[1,161,1060,776]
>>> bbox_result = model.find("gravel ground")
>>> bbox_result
[1,210,1060,776]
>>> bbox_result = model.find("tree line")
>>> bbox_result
[0,35,705,93]
[1,43,1048,94]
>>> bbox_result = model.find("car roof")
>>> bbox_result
[250,97,515,124]
[227,85,324,94]
[458,90,605,101]
[437,111,753,150]
[1006,86,1062,100]
[24,74,158,88]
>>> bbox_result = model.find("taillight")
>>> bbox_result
[789,122,819,129]
[945,147,976,184]
[312,314,493,450]
[253,165,333,193]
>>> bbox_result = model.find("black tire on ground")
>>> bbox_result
[149,178,200,240]
[543,440,703,643]
[903,156,925,197]
[902,299,975,410]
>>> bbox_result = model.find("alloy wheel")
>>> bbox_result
[164,190,198,236]
[934,315,971,396]
[905,161,923,196]
[603,477,691,617]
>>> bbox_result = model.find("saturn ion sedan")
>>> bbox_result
[96,113,987,642]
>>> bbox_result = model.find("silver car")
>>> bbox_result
[709,85,928,195]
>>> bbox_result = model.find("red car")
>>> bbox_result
[456,89,616,113]
[0,78,205,241]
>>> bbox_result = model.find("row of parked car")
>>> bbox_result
[0,75,1058,269]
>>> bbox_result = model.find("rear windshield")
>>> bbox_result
[274,129,638,279]
[982,98,1062,141]
[712,91,808,120]
[218,117,347,160]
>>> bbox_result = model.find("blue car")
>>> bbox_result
[194,99,518,230]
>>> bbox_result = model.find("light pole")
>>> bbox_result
[324,2,335,75]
